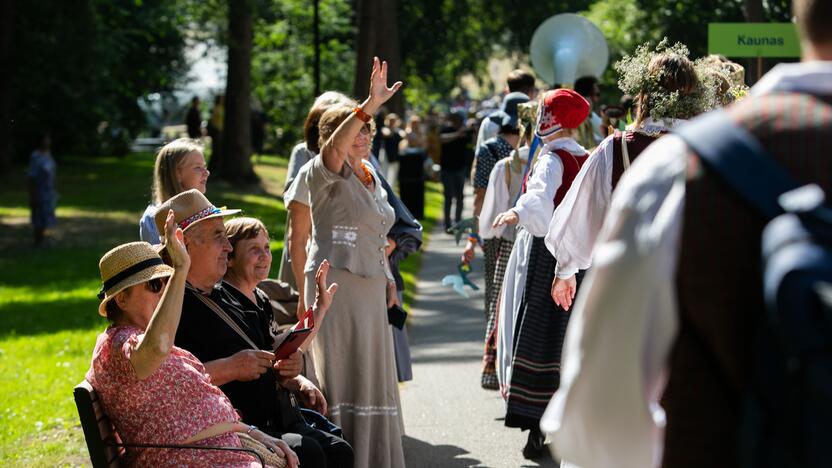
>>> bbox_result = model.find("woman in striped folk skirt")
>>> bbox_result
[504,236,584,440]
[491,89,591,459]
[478,144,530,389]
[481,238,500,319]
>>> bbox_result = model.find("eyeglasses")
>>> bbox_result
[145,278,165,294]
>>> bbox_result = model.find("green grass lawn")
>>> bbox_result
[0,153,440,465]
[399,181,443,308]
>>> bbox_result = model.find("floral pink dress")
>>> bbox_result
[86,325,259,467]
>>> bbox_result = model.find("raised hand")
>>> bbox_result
[368,56,403,107]
[312,260,339,317]
[163,209,190,270]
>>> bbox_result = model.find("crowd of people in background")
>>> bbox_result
[64,0,832,466]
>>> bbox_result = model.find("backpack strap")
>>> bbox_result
[675,109,799,220]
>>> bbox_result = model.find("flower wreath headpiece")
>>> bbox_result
[614,38,723,123]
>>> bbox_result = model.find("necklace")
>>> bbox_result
[356,161,374,187]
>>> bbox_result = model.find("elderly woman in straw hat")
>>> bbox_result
[86,210,298,467]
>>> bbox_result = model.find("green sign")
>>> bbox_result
[708,23,801,58]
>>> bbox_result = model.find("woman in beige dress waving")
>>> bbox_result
[304,57,405,468]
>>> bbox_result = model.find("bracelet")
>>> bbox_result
[246,424,257,435]
[353,106,372,123]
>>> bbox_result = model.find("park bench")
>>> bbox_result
[73,380,265,467]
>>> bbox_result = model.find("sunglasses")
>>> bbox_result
[145,278,166,294]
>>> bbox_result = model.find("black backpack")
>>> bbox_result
[676,109,832,468]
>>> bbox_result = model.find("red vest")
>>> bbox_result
[521,148,588,206]
[553,149,588,206]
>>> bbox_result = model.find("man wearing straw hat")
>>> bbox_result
[156,189,353,468]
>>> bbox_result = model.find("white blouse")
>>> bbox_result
[545,119,680,279]
[478,147,529,241]
[511,138,586,237]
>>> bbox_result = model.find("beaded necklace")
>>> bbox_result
[355,161,374,187]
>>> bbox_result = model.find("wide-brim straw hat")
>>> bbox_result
[98,242,174,317]
[153,189,241,236]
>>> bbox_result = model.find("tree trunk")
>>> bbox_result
[0,0,15,170]
[221,0,256,183]
[353,0,404,116]
[742,0,765,22]
[743,0,766,84]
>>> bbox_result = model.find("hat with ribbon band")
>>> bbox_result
[97,242,174,317]
[153,189,241,236]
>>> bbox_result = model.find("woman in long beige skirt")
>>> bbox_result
[303,57,406,468]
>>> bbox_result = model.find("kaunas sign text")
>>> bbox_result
[708,23,801,58]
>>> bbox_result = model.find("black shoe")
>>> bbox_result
[522,427,546,460]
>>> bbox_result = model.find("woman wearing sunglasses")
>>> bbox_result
[86,210,298,467]
[304,57,405,468]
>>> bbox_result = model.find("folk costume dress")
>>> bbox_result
[545,118,680,277]
[478,146,528,389]
[503,137,589,429]
[304,156,405,468]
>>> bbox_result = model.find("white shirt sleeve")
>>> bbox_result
[476,118,499,154]
[478,159,510,239]
[512,153,563,237]
[545,136,614,278]
[284,160,314,207]
[542,136,689,468]
[285,143,313,190]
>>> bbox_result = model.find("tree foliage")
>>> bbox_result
[9,0,190,159]
[398,1,596,111]
[250,0,356,154]
[580,0,794,101]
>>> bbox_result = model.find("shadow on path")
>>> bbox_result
[402,188,561,467]
[403,436,484,468]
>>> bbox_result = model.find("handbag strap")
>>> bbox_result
[675,109,799,220]
[187,284,260,351]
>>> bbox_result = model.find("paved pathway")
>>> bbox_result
[400,202,558,468]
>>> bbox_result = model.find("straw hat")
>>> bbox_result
[97,242,174,317]
[153,189,241,236]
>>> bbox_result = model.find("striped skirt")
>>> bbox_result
[505,236,583,429]
[481,237,514,389]
[482,238,499,318]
